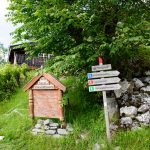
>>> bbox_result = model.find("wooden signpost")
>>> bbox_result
[87,57,121,140]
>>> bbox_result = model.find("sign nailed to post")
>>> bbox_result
[92,64,111,71]
[88,71,120,79]
[88,77,120,85]
[87,57,121,140]
[89,84,121,92]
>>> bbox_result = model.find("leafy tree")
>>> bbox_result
[7,0,150,78]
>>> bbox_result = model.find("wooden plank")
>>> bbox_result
[92,64,111,71]
[87,71,120,79]
[88,77,120,85]
[89,84,121,92]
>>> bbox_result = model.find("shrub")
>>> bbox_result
[0,64,29,101]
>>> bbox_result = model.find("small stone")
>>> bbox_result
[120,117,132,125]
[35,124,42,129]
[80,133,88,139]
[37,119,44,124]
[44,119,53,125]
[141,86,150,94]
[0,136,4,141]
[93,142,101,150]
[138,104,149,113]
[110,123,118,131]
[57,129,68,135]
[114,146,120,150]
[32,128,44,133]
[50,123,59,127]
[66,123,73,132]
[136,111,150,123]
[52,134,62,138]
[120,106,137,118]
[45,130,56,135]
[31,132,38,135]
[131,126,142,131]
[133,78,145,89]
[67,127,74,132]
[49,126,57,130]
[44,126,50,130]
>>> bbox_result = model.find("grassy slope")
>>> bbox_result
[0,80,150,150]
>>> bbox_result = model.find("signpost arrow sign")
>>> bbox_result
[89,84,121,92]
[88,77,120,85]
[87,71,120,79]
[92,64,112,71]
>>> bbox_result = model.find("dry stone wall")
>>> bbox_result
[114,72,150,130]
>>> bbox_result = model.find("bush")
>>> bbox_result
[0,64,29,101]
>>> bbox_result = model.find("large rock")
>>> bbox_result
[114,80,130,98]
[142,97,150,104]
[141,86,150,94]
[57,129,68,135]
[107,98,119,122]
[143,77,150,84]
[120,117,133,126]
[45,130,56,135]
[131,95,142,107]
[138,104,149,113]
[136,111,150,123]
[145,71,150,76]
[120,106,137,117]
[133,78,145,89]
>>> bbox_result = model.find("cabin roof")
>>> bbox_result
[23,73,66,92]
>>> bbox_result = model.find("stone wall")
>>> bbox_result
[114,72,150,130]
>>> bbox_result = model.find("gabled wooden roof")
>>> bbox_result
[23,73,66,92]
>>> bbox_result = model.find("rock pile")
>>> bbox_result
[31,119,73,137]
[114,73,150,130]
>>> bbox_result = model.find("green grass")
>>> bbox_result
[0,77,150,150]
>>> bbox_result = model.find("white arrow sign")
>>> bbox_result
[89,84,121,92]
[88,77,121,85]
[92,64,112,71]
[87,71,120,79]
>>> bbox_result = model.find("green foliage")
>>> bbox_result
[7,0,150,78]
[0,64,29,101]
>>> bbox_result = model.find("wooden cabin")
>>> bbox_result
[23,73,66,122]
[8,44,52,68]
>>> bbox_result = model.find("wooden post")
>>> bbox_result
[102,91,111,140]
[99,57,111,140]
[58,90,66,128]
[29,90,34,119]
